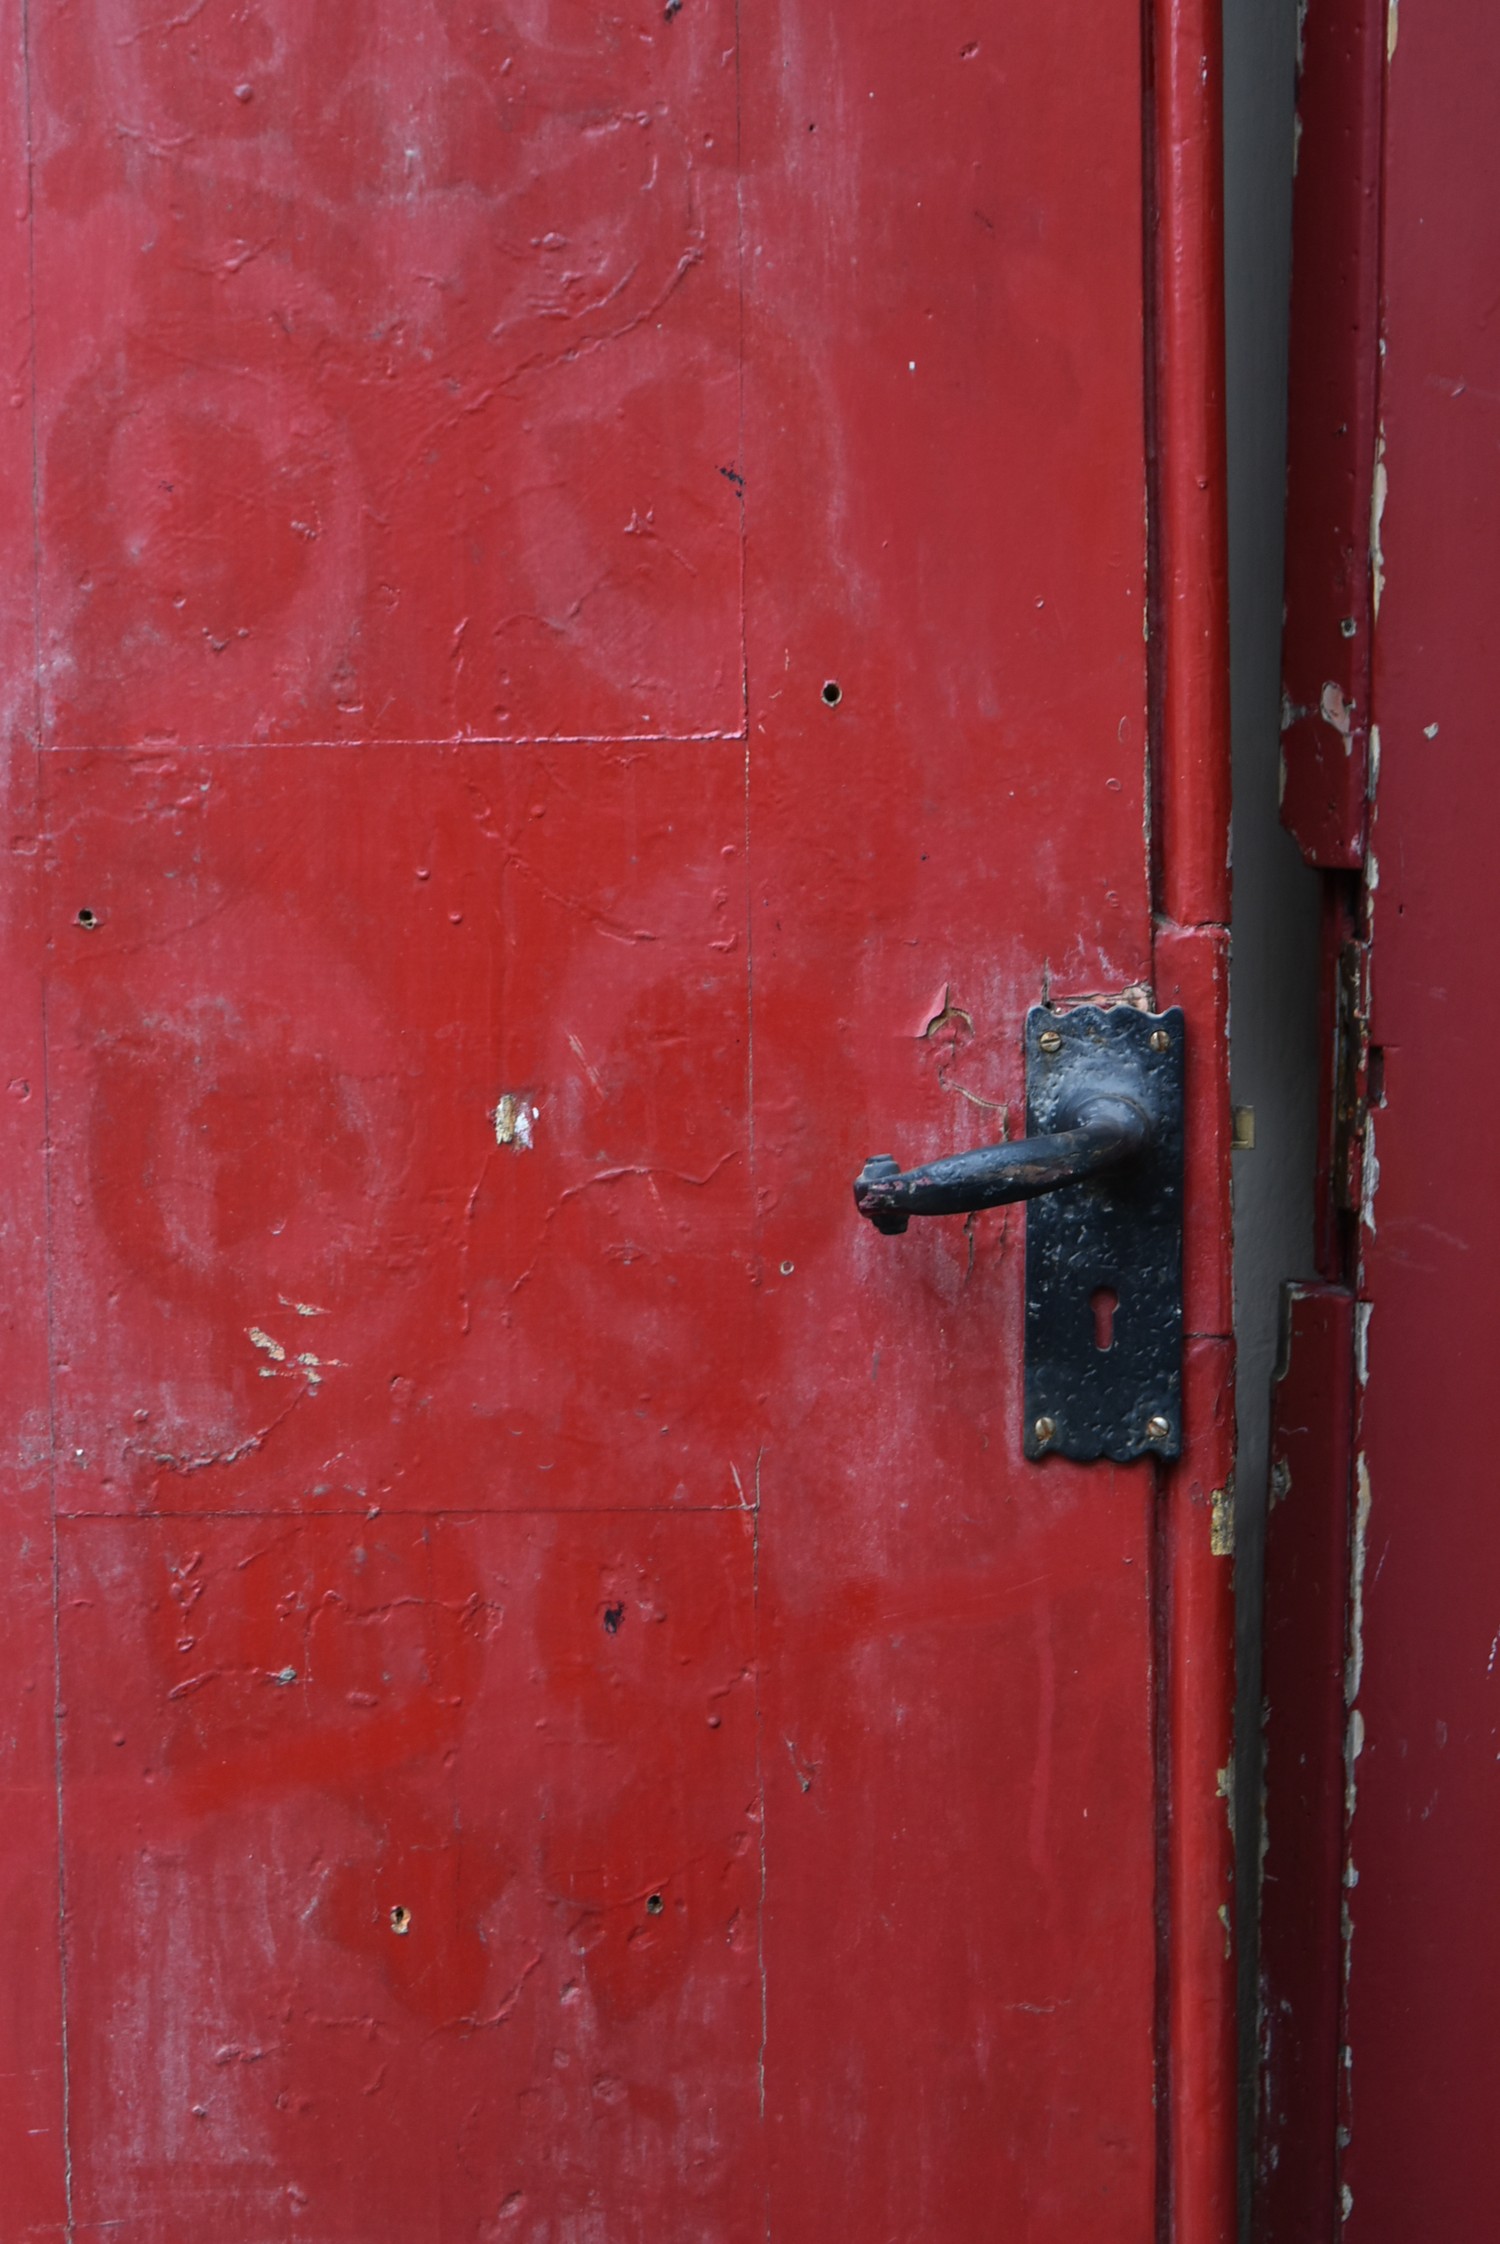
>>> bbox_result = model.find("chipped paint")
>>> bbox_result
[1385,0,1398,62]
[1347,1454,1373,1707]
[247,1327,342,1390]
[1320,680,1355,744]
[1210,1484,1234,1557]
[492,1094,536,1149]
[1354,1300,1371,1385]
[1361,1111,1381,1233]
[1216,1761,1235,1843]
[1369,436,1388,617]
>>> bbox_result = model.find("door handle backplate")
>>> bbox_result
[854,1003,1185,1462]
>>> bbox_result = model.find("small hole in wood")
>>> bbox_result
[390,1904,412,1935]
[645,1892,664,1916]
[821,680,842,706]
[76,907,98,929]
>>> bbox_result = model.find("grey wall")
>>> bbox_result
[1221,0,1322,2224]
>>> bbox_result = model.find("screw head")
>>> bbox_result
[1033,1415,1057,1446]
[1038,1028,1062,1055]
[1145,1413,1171,1443]
[1149,1028,1170,1053]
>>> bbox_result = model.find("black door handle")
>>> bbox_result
[849,1003,1185,1462]
[853,1094,1151,1235]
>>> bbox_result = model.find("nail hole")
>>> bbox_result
[1090,1286,1118,1353]
[602,1602,624,1635]
[390,1905,411,1935]
[76,907,98,929]
[821,680,842,706]
[645,1892,664,1916]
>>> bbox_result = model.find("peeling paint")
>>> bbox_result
[1319,680,1355,743]
[1354,1300,1371,1386]
[492,1094,536,1149]
[247,1327,342,1390]
[1361,1111,1380,1233]
[1216,1761,1235,1844]
[1370,435,1388,617]
[1347,1454,1373,1707]
[1210,1484,1234,1558]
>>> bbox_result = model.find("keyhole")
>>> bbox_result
[1090,1286,1118,1352]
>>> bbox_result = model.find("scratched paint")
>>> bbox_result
[0,0,1215,2236]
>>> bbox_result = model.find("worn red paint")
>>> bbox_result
[0,4,1234,2238]
[1341,2,1500,2232]
[1261,1,1500,2233]
[1278,0,1385,872]
[1255,1284,1355,2244]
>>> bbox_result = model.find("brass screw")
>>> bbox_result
[1038,1029,1062,1055]
[1145,1414,1171,1443]
[1033,1416,1057,1446]
[1149,1029,1170,1053]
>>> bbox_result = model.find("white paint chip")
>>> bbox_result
[1319,680,1354,741]
[493,1094,536,1149]
[1370,438,1388,616]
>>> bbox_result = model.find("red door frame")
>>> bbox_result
[1258,0,1500,2234]
[1255,4,1383,2233]
[1152,2,1237,2236]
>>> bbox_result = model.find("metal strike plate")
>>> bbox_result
[1023,1004,1184,1461]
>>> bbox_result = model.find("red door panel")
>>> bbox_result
[0,3,1235,2238]
[31,0,744,747]
[45,742,754,1517]
[59,1510,761,2242]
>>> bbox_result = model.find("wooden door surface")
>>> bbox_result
[0,5,1235,2239]
[1259,2,1500,2237]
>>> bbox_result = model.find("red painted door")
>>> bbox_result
[0,5,1234,2239]
[1259,2,1500,2237]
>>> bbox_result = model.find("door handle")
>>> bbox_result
[850,1003,1185,1462]
[853,1094,1151,1235]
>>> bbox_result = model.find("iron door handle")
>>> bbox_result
[849,1003,1186,1463]
[853,1094,1151,1235]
